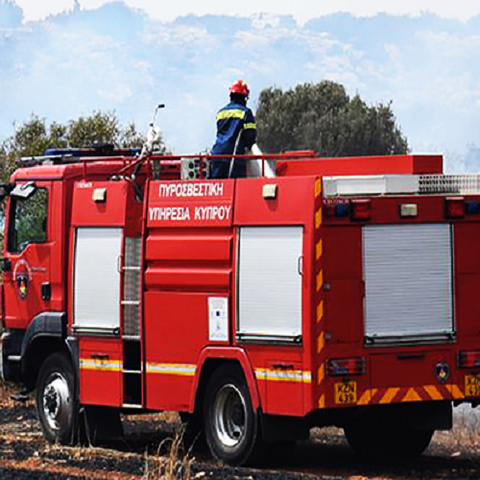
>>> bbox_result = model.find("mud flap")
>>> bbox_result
[261,414,309,442]
[83,406,124,444]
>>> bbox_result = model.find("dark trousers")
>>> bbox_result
[209,158,247,179]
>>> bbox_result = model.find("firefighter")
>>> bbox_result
[209,80,257,179]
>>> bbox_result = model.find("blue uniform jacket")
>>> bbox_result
[211,101,257,155]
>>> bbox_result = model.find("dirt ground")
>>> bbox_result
[2,382,480,480]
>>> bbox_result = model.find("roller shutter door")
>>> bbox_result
[363,224,453,342]
[74,227,122,333]
[237,226,303,341]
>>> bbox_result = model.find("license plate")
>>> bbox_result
[465,375,480,397]
[334,381,357,404]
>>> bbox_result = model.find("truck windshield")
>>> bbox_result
[8,188,48,253]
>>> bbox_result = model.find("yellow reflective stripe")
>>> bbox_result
[317,364,325,385]
[447,384,465,399]
[402,387,422,402]
[243,122,256,129]
[303,371,312,383]
[255,368,312,383]
[424,385,443,401]
[217,109,246,121]
[146,362,196,377]
[357,388,377,405]
[317,332,325,354]
[316,270,323,292]
[316,300,324,323]
[79,359,122,372]
[380,388,399,404]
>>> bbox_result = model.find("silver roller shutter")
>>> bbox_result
[237,226,303,342]
[74,227,123,334]
[363,224,454,342]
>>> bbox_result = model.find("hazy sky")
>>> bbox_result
[12,0,480,23]
[3,0,480,168]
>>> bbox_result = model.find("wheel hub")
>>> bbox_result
[214,384,247,447]
[42,374,70,431]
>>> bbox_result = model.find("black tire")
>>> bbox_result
[204,364,262,466]
[36,352,79,445]
[345,426,434,459]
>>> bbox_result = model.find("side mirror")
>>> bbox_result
[1,258,11,272]
[10,182,36,200]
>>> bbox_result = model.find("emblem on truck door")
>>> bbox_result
[13,259,32,300]
[16,274,28,299]
[435,362,450,384]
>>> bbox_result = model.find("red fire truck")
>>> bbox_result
[1,145,480,465]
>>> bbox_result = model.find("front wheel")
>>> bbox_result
[204,364,262,466]
[36,352,79,445]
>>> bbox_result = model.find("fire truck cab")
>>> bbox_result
[1,149,480,465]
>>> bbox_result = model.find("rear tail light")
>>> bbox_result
[458,350,480,368]
[327,357,366,376]
[350,199,371,221]
[445,197,464,219]
[324,199,370,220]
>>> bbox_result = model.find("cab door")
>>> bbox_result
[3,182,52,329]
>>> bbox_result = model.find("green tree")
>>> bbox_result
[0,142,16,184]
[68,111,119,147]
[0,111,163,250]
[256,81,408,156]
[0,110,162,161]
[11,117,67,157]
[116,122,148,149]
[0,111,168,179]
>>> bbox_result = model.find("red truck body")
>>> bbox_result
[1,151,479,464]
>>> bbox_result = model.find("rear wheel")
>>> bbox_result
[36,352,79,445]
[204,364,262,465]
[345,426,434,459]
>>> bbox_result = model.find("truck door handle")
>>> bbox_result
[91,353,109,360]
[397,353,425,360]
[41,282,51,301]
[298,256,304,275]
[272,363,295,370]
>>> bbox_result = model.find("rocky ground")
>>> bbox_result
[1,383,480,480]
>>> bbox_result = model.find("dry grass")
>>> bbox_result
[434,404,480,459]
[0,380,18,408]
[3,378,480,478]
[0,380,193,479]
[143,430,194,480]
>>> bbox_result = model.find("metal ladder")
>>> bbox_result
[121,237,143,407]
